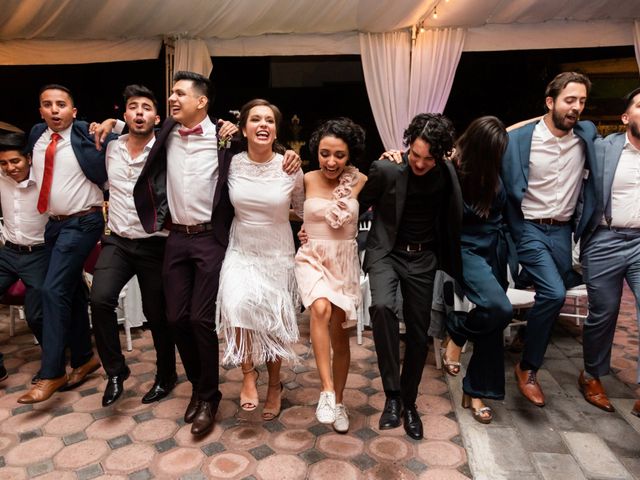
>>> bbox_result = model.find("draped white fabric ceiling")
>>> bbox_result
[0,0,638,64]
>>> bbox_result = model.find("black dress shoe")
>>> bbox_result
[402,404,423,440]
[141,374,177,404]
[102,367,131,407]
[379,397,402,430]
[184,392,200,424]
[191,400,216,436]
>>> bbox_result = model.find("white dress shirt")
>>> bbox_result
[105,134,167,239]
[0,169,47,246]
[32,125,103,216]
[166,116,219,225]
[521,120,585,221]
[603,133,640,228]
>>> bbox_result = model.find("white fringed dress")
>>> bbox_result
[216,152,304,366]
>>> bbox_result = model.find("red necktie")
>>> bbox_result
[178,125,203,137]
[37,132,61,214]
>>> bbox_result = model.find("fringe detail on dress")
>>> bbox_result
[216,220,301,366]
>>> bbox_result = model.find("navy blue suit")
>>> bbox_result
[26,121,113,379]
[501,120,597,370]
[581,132,640,383]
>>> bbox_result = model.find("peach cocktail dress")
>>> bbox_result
[295,167,361,326]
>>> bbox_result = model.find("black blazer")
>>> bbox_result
[133,117,239,247]
[359,154,463,284]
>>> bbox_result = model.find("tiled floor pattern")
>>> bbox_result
[450,285,640,480]
[0,310,470,479]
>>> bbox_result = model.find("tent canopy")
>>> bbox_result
[1,0,638,64]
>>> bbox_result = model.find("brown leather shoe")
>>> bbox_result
[578,371,614,412]
[17,375,68,404]
[514,363,545,407]
[191,400,216,436]
[65,356,101,390]
[184,391,200,424]
[631,400,640,418]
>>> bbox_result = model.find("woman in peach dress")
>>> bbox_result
[295,118,367,433]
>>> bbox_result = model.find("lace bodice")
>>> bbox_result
[228,151,304,225]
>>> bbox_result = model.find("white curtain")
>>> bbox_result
[409,28,466,115]
[174,38,213,77]
[360,28,465,150]
[634,20,640,77]
[359,31,411,150]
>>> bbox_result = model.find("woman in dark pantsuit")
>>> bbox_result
[442,116,512,424]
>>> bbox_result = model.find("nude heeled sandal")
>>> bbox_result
[262,381,283,421]
[240,367,259,412]
[441,337,461,376]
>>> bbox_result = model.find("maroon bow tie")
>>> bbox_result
[178,125,203,137]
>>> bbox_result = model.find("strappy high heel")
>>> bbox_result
[240,367,259,412]
[441,337,461,376]
[262,381,283,421]
[462,393,493,424]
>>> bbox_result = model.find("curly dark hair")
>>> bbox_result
[403,113,455,162]
[309,117,366,166]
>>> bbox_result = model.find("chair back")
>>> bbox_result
[1,279,26,305]
[84,242,102,275]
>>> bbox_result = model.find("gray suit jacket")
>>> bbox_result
[581,132,627,247]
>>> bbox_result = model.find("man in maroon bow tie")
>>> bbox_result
[133,71,301,436]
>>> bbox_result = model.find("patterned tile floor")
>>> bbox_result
[0,310,470,479]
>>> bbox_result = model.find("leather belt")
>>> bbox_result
[4,241,46,253]
[528,218,570,226]
[49,206,101,222]
[170,222,214,234]
[394,241,432,253]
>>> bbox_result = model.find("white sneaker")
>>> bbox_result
[333,403,349,433]
[316,390,336,424]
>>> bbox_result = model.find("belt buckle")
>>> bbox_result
[25,245,32,253]
[185,224,196,235]
[406,243,421,253]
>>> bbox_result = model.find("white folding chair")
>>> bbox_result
[561,285,589,326]
[356,250,370,345]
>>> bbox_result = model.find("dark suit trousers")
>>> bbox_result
[367,248,437,405]
[40,212,103,379]
[0,246,48,344]
[163,230,224,402]
[516,221,573,370]
[90,234,176,378]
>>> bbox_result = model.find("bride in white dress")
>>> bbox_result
[216,99,304,420]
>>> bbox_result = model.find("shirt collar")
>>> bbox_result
[46,124,72,142]
[624,132,640,154]
[0,167,37,188]
[117,133,156,152]
[176,116,215,136]
[536,116,575,143]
